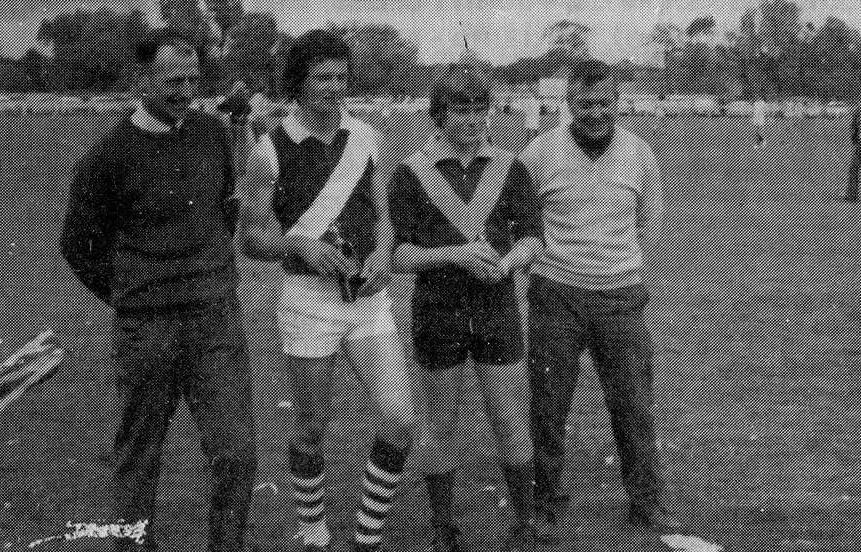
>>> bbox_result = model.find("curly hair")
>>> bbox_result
[280,30,352,101]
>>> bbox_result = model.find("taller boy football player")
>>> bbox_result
[238,30,416,552]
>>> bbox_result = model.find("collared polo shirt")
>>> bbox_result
[389,134,541,300]
[519,124,663,290]
[266,111,378,273]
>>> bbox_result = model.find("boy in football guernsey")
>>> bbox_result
[389,62,546,552]
[238,30,415,552]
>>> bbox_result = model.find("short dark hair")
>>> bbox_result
[134,28,200,67]
[280,30,352,101]
[428,62,491,127]
[567,58,615,90]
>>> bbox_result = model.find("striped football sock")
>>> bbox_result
[355,438,409,549]
[289,445,331,547]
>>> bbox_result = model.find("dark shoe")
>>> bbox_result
[500,521,552,552]
[628,503,683,532]
[431,523,464,552]
[351,541,390,552]
[302,543,332,552]
[536,494,570,526]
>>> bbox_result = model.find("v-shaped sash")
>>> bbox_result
[261,117,376,240]
[405,144,513,241]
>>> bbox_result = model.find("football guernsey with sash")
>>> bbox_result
[389,135,542,368]
[258,111,397,358]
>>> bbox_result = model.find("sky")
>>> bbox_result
[1,0,860,63]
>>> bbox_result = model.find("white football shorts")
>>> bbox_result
[276,273,398,358]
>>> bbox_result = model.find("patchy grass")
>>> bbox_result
[0,112,859,551]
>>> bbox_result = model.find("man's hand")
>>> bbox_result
[357,248,393,298]
[287,234,356,277]
[499,237,543,276]
[498,248,527,277]
[454,241,504,284]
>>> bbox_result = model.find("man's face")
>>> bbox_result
[566,76,618,141]
[298,58,350,114]
[141,42,200,124]
[440,99,489,148]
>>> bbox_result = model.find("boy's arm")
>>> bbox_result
[237,144,352,276]
[389,165,502,282]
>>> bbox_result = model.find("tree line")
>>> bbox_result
[1,0,859,101]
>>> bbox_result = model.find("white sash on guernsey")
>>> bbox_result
[258,116,375,240]
[405,141,513,241]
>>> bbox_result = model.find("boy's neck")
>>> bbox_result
[295,104,341,141]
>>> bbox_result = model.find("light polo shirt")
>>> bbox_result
[519,124,663,290]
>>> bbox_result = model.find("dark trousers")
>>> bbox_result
[847,146,859,202]
[111,296,257,552]
[528,275,665,509]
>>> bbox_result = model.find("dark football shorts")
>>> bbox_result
[411,279,524,369]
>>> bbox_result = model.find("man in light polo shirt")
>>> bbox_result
[519,59,681,533]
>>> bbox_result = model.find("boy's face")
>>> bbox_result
[298,58,349,114]
[140,42,200,124]
[566,75,618,141]
[440,99,489,148]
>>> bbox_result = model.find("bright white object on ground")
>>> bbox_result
[660,534,724,552]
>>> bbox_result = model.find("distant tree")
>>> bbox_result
[221,12,286,92]
[37,9,150,91]
[686,16,716,39]
[19,49,49,92]
[0,57,28,92]
[806,17,861,98]
[648,23,683,94]
[158,0,223,58]
[328,23,420,95]
[204,0,244,39]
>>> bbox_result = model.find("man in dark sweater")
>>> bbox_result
[61,29,257,552]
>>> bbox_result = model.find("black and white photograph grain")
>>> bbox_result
[0,1,859,551]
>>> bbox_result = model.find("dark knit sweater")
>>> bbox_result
[61,110,238,314]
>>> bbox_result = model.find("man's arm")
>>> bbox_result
[60,146,117,304]
[238,147,299,262]
[637,142,664,249]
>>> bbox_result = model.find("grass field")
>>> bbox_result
[1,111,861,551]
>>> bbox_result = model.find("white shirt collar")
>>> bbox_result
[282,107,350,143]
[131,101,182,134]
